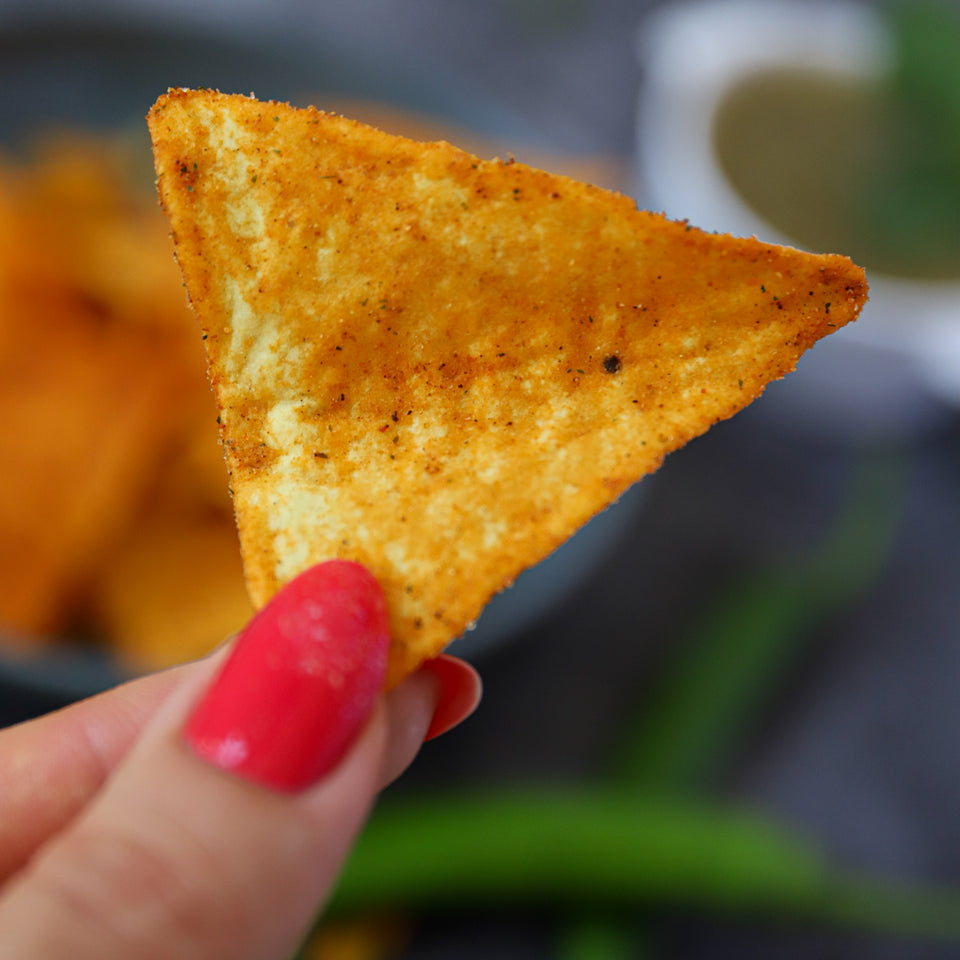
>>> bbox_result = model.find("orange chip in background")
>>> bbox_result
[7,133,194,333]
[0,292,185,636]
[93,509,253,671]
[0,135,230,649]
[148,89,868,686]
[153,397,235,517]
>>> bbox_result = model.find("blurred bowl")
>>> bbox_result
[635,0,959,437]
[0,15,645,708]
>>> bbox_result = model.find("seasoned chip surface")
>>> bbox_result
[148,89,867,685]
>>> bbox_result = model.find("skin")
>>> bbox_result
[0,646,480,959]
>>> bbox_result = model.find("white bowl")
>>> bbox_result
[635,0,960,433]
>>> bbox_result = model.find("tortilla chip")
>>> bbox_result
[0,135,250,665]
[95,511,253,670]
[1,138,184,329]
[148,89,868,685]
[0,291,184,635]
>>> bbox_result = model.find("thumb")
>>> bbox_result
[0,561,474,960]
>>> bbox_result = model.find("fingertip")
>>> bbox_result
[375,656,481,788]
[184,559,389,792]
[420,655,482,741]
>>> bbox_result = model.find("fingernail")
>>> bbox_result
[185,560,389,792]
[420,655,482,741]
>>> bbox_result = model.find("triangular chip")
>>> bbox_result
[148,89,868,686]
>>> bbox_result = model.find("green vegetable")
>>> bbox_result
[327,789,960,940]
[613,452,904,792]
[331,791,824,914]
[559,451,904,957]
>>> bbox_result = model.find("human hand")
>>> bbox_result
[0,560,481,959]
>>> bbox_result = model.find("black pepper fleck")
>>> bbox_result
[603,355,621,374]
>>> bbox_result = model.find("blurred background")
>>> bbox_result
[1,0,959,957]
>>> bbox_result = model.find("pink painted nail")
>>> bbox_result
[185,560,389,792]
[421,655,483,740]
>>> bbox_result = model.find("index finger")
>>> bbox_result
[0,657,214,883]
